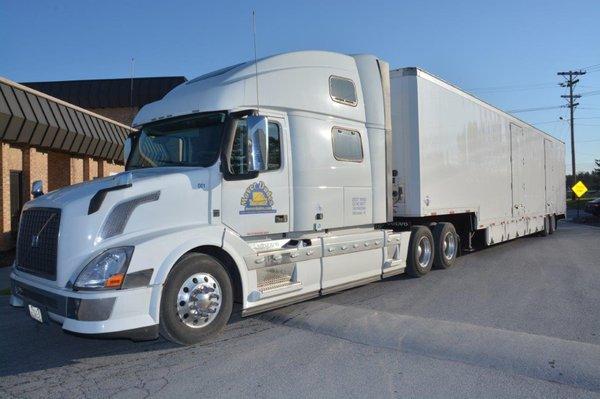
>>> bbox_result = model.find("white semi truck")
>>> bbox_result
[10,51,566,344]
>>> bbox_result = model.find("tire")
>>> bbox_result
[159,253,233,345]
[406,226,435,277]
[549,214,556,234]
[539,216,550,237]
[432,222,458,269]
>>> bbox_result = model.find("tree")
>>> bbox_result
[594,159,600,176]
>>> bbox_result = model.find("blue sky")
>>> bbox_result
[1,0,599,172]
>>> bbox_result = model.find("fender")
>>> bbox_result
[128,223,255,317]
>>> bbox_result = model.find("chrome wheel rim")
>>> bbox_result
[416,236,432,268]
[176,273,222,328]
[443,232,457,260]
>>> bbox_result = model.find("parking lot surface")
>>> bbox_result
[1,221,599,398]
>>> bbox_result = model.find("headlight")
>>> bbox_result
[74,247,134,290]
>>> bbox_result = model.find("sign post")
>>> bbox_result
[571,181,588,219]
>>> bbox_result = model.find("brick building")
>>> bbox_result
[0,75,185,250]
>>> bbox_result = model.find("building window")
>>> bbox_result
[332,127,363,162]
[329,76,357,106]
[231,120,282,174]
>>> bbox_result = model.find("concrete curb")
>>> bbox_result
[265,304,600,392]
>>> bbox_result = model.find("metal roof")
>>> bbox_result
[21,76,186,109]
[0,76,134,162]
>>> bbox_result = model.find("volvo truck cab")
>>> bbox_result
[11,51,420,344]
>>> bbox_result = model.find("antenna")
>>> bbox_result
[252,10,260,113]
[129,57,135,127]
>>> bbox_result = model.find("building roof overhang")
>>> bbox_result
[0,76,134,162]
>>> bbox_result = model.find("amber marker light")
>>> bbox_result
[105,273,125,288]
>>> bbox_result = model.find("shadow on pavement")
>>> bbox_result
[0,301,254,378]
[0,302,175,378]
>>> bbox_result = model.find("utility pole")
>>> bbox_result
[558,70,585,199]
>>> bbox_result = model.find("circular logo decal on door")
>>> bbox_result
[239,181,276,214]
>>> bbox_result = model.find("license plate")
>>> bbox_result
[28,304,44,323]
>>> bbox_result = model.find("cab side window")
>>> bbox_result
[332,127,363,162]
[231,120,281,174]
[267,123,281,170]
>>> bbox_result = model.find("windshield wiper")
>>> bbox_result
[156,161,191,167]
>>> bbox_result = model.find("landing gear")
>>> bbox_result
[549,214,556,234]
[540,216,550,237]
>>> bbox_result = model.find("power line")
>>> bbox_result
[468,83,557,93]
[530,120,565,125]
[507,105,563,113]
[557,69,586,198]
[582,62,600,69]
[469,82,554,90]
[580,89,600,96]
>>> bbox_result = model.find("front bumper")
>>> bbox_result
[10,269,160,340]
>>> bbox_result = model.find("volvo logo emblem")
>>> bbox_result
[30,213,56,248]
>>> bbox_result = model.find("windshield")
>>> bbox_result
[127,112,227,169]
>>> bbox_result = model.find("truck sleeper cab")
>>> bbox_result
[10,51,565,345]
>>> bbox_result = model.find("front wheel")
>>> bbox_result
[406,226,435,277]
[159,253,233,345]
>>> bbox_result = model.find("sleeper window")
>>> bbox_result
[329,76,357,106]
[332,127,363,162]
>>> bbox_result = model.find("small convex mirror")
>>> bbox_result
[32,180,44,198]
[247,115,269,172]
[124,136,133,164]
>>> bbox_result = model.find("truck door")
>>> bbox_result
[221,115,291,236]
[510,123,525,217]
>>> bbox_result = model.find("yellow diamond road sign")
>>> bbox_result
[571,181,588,198]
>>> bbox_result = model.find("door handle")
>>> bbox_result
[275,214,288,223]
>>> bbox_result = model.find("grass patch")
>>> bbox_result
[0,288,11,296]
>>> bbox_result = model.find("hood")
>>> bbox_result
[21,166,220,287]
[32,167,201,208]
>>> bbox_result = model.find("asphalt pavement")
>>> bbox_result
[1,221,599,398]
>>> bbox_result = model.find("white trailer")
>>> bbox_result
[391,67,566,251]
[10,51,565,344]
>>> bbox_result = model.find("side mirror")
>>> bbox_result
[247,116,269,172]
[124,136,133,164]
[32,180,44,198]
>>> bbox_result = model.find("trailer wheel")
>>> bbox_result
[549,215,556,234]
[159,253,233,345]
[540,216,550,237]
[406,226,434,277]
[432,222,458,269]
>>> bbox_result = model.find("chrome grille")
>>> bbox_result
[16,208,61,280]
